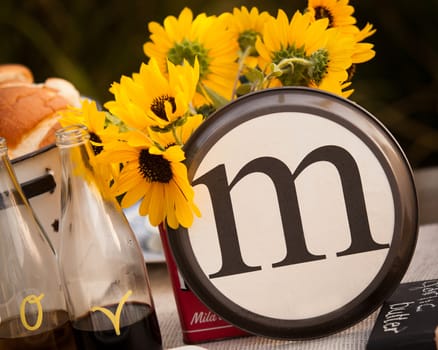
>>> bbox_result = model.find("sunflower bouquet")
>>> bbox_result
[59,0,376,229]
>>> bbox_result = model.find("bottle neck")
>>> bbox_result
[56,124,113,202]
[0,136,28,205]
[0,136,56,254]
[56,124,95,175]
[56,124,90,148]
[0,137,7,156]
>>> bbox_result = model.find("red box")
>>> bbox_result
[159,225,248,344]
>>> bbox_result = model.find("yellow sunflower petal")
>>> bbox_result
[113,164,145,196]
[139,187,153,217]
[148,184,166,226]
[164,182,178,229]
[120,181,148,208]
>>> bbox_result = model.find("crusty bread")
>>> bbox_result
[0,64,34,87]
[44,77,81,106]
[0,64,81,159]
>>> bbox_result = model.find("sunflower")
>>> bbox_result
[306,0,356,29]
[98,130,200,229]
[59,99,120,156]
[351,23,376,64]
[306,0,376,65]
[105,57,199,132]
[143,7,239,107]
[220,6,272,68]
[58,100,122,189]
[309,75,353,98]
[255,10,354,96]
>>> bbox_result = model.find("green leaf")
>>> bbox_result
[236,83,252,96]
[201,84,230,109]
[105,113,130,132]
[244,67,264,84]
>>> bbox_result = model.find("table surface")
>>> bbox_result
[147,223,438,350]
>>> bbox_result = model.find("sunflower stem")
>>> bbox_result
[279,57,312,68]
[171,124,183,146]
[199,83,230,109]
[231,46,252,100]
[188,103,197,116]
[263,56,313,87]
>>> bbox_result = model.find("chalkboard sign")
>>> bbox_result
[167,87,418,339]
[367,279,438,349]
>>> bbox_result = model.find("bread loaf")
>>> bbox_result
[0,64,81,159]
[0,64,33,87]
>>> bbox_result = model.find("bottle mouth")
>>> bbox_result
[56,124,90,147]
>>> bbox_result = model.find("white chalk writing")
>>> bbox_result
[382,302,413,333]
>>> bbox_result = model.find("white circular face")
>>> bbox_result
[168,88,417,339]
[188,111,394,319]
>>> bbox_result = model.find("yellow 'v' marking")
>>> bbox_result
[91,290,133,335]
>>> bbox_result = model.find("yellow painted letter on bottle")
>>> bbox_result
[91,290,132,335]
[20,294,45,331]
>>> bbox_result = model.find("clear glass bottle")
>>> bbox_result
[0,137,77,350]
[56,125,162,350]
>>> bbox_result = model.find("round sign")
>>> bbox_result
[167,87,418,339]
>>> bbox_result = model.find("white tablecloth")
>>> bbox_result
[148,223,438,349]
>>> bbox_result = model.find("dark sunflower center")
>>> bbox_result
[138,149,173,183]
[167,39,211,78]
[150,95,176,121]
[89,132,103,155]
[238,30,259,56]
[314,6,334,27]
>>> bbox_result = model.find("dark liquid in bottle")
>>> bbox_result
[72,302,162,350]
[0,310,77,350]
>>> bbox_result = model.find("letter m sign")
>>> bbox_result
[167,88,418,339]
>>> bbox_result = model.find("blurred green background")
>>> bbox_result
[1,0,437,169]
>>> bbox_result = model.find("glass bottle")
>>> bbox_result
[0,137,77,350]
[56,125,162,350]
